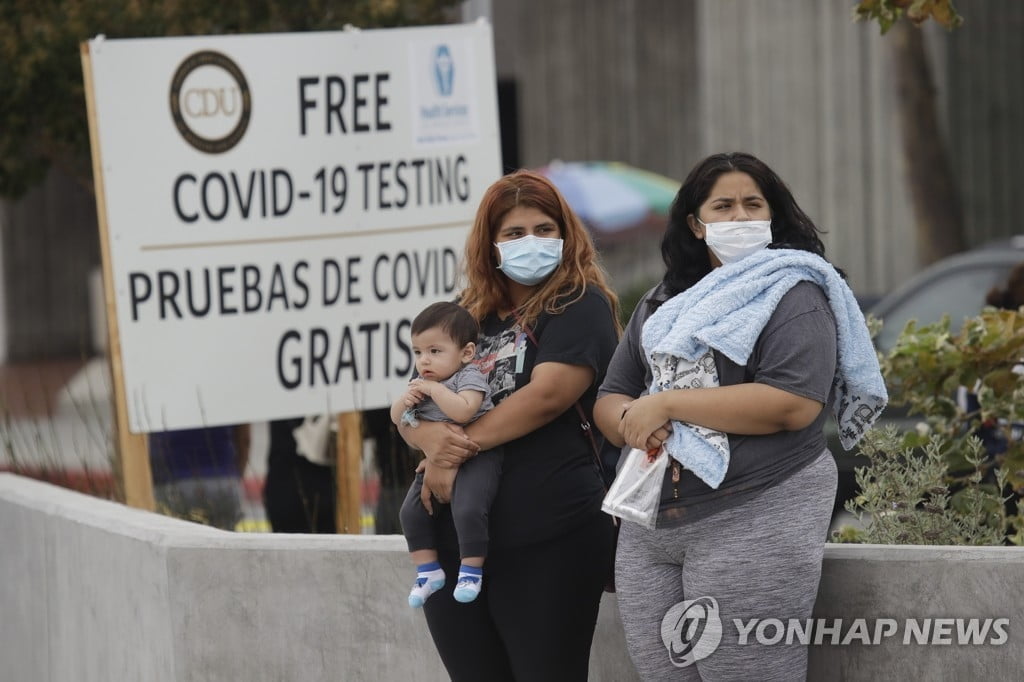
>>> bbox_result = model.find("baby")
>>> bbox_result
[391,301,501,607]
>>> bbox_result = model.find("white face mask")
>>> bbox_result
[697,219,773,264]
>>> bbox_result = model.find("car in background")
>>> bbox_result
[830,236,1024,514]
[870,235,1024,353]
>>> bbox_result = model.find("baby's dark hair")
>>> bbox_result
[411,301,480,347]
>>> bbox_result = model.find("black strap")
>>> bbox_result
[510,310,608,484]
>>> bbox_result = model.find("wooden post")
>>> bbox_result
[80,42,154,511]
[335,412,363,533]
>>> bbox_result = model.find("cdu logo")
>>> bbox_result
[432,44,454,97]
[169,50,251,154]
[660,596,723,668]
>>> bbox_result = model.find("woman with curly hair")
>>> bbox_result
[398,169,621,681]
[595,152,885,680]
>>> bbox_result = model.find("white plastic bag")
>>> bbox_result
[601,447,668,529]
[292,415,337,466]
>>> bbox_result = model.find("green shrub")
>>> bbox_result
[836,310,1024,545]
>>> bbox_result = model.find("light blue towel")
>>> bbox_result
[641,248,888,488]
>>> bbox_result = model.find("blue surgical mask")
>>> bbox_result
[495,235,564,285]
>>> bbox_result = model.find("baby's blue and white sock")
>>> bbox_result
[408,561,446,608]
[452,564,484,603]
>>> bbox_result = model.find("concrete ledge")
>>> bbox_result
[812,542,1023,680]
[2,473,1022,680]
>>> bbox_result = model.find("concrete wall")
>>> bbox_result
[695,0,917,296]
[493,0,918,296]
[3,472,1023,681]
[492,0,1024,298]
[947,1,1024,249]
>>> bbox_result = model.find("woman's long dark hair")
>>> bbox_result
[660,152,832,296]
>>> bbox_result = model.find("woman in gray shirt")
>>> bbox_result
[595,152,883,680]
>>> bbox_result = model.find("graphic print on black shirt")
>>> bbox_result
[475,324,527,404]
[465,290,619,549]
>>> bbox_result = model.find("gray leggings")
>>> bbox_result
[615,450,836,681]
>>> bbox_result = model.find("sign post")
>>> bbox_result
[336,412,363,534]
[80,24,502,523]
[81,43,154,510]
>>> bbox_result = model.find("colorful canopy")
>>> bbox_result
[537,161,680,233]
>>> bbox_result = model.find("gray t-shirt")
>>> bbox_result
[409,363,493,425]
[598,280,838,527]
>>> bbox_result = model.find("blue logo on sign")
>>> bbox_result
[433,45,454,96]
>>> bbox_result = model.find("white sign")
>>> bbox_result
[84,23,502,432]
